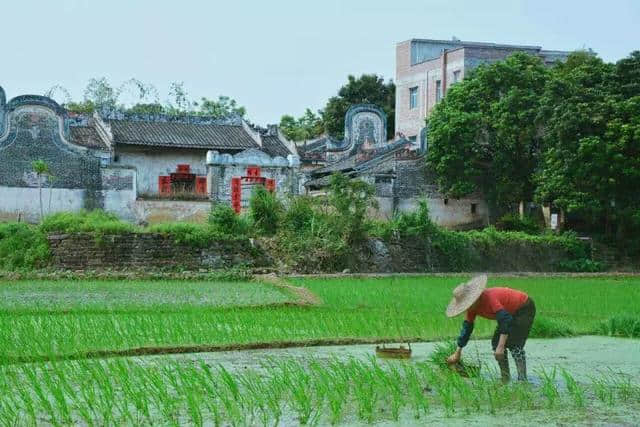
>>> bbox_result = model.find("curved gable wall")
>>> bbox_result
[0,94,105,211]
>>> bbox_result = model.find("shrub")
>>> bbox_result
[384,200,437,238]
[0,223,50,270]
[249,186,283,236]
[40,210,134,234]
[148,222,238,248]
[556,258,605,272]
[208,203,251,236]
[328,173,377,243]
[495,213,542,235]
[282,196,318,233]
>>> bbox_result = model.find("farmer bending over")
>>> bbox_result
[445,275,536,382]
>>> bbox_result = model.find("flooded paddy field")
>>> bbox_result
[0,274,638,425]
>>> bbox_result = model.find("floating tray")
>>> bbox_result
[375,344,412,359]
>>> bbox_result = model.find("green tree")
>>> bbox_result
[535,51,639,238]
[198,95,246,118]
[427,52,550,214]
[166,81,195,114]
[322,74,395,140]
[279,108,324,141]
[32,160,49,222]
[615,50,640,98]
[83,77,119,113]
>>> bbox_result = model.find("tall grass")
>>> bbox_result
[0,223,49,270]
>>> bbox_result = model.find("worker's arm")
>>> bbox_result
[447,320,474,364]
[494,309,513,359]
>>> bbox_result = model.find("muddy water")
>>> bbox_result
[137,336,639,426]
[142,336,640,382]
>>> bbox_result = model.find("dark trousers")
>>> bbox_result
[491,298,536,351]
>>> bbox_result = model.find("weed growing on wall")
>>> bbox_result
[0,223,49,270]
[250,186,283,236]
[208,203,251,236]
[40,210,135,235]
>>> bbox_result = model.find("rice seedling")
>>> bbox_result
[195,361,223,427]
[538,367,560,409]
[404,363,430,418]
[608,372,636,402]
[323,360,350,424]
[350,361,378,423]
[436,370,457,417]
[591,375,616,407]
[2,275,639,364]
[560,368,585,409]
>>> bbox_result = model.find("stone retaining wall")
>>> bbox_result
[47,233,269,270]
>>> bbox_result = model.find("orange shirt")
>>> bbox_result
[465,287,529,323]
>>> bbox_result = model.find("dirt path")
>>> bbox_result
[256,273,323,306]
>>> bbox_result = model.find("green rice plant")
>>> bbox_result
[22,364,59,426]
[195,361,223,427]
[322,359,349,425]
[6,369,37,426]
[346,359,378,423]
[530,317,575,338]
[216,365,246,426]
[376,362,405,421]
[596,315,640,338]
[538,367,560,409]
[436,370,457,417]
[605,371,638,403]
[287,362,314,424]
[448,366,479,414]
[560,368,585,408]
[404,363,430,419]
[591,375,615,406]
[511,381,536,411]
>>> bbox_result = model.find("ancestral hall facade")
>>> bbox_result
[300,104,489,228]
[395,38,571,139]
[0,86,299,223]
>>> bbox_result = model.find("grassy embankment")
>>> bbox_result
[1,275,638,362]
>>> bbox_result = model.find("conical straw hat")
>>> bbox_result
[445,274,487,317]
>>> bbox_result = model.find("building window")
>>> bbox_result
[408,135,417,142]
[443,198,449,205]
[409,86,418,109]
[453,70,461,83]
[436,80,442,102]
[471,203,477,214]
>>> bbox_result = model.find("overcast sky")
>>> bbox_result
[2,0,638,125]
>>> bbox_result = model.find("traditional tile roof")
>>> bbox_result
[108,120,259,150]
[70,125,108,150]
[305,138,416,188]
[261,135,293,158]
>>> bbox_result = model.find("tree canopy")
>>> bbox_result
[427,49,640,239]
[427,53,549,210]
[48,78,246,119]
[322,74,395,140]
[279,108,324,141]
[279,74,395,141]
[535,52,640,236]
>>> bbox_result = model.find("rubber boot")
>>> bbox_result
[511,348,527,381]
[497,351,510,384]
